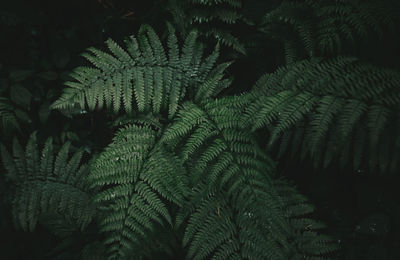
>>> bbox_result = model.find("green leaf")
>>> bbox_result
[9,69,35,82]
[10,84,32,107]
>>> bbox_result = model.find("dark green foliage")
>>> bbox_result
[245,57,400,172]
[0,133,95,232]
[49,27,337,259]
[163,98,288,259]
[261,0,400,62]
[90,124,187,259]
[0,97,19,133]
[52,24,229,118]
[167,0,246,54]
[163,97,337,259]
[274,180,339,259]
[1,0,399,259]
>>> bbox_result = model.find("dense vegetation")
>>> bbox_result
[1,0,399,259]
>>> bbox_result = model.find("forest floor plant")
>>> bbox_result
[1,0,400,259]
[2,25,338,259]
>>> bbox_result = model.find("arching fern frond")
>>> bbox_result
[89,124,188,259]
[51,25,229,118]
[245,57,400,173]
[261,0,400,60]
[0,133,95,232]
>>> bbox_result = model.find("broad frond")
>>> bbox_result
[51,25,230,118]
[0,133,94,231]
[246,57,400,173]
[89,124,187,259]
[163,97,303,259]
[274,180,339,259]
[261,0,400,59]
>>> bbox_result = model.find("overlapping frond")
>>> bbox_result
[46,24,339,259]
[261,0,400,60]
[245,57,400,173]
[0,133,94,231]
[89,124,187,259]
[51,25,229,118]
[163,97,303,259]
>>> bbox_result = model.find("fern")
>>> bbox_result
[245,57,400,173]
[51,24,229,119]
[163,96,336,259]
[274,180,339,259]
[0,97,19,133]
[0,133,95,231]
[3,0,399,258]
[167,0,246,54]
[89,124,187,259]
[162,97,287,259]
[261,0,400,61]
[48,25,337,259]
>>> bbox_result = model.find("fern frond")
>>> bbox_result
[261,0,400,59]
[246,57,400,173]
[0,97,19,133]
[0,133,94,232]
[89,124,187,259]
[167,0,246,54]
[274,180,339,259]
[46,21,341,259]
[163,97,301,259]
[51,25,230,119]
[162,96,337,258]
